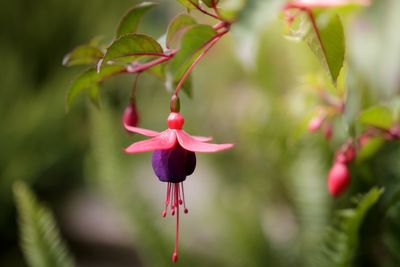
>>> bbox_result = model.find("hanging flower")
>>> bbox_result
[124,111,233,263]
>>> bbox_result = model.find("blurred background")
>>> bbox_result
[1,0,400,267]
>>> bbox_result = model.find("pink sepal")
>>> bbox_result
[175,130,233,153]
[125,130,176,153]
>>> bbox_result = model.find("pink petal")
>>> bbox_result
[176,130,233,153]
[192,135,213,142]
[125,130,176,153]
[124,122,160,137]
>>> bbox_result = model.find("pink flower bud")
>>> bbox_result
[327,163,351,197]
[122,103,139,128]
[308,116,325,132]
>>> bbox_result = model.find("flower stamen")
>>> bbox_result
[180,183,188,214]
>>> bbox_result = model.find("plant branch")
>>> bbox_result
[174,28,229,96]
[188,0,223,21]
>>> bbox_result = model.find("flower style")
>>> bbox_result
[124,112,233,263]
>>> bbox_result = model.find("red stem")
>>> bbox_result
[126,51,176,73]
[188,0,222,21]
[174,29,229,96]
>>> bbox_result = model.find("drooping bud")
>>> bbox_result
[170,94,180,113]
[122,102,139,128]
[308,116,325,132]
[335,143,356,164]
[327,162,350,197]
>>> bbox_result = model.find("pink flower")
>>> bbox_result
[286,0,371,9]
[124,112,233,263]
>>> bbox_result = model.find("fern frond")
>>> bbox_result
[13,181,75,267]
[315,187,384,267]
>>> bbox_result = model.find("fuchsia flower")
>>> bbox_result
[124,111,233,263]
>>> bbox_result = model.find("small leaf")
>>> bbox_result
[176,0,199,9]
[202,0,219,8]
[62,45,104,67]
[359,105,394,129]
[166,14,197,48]
[102,34,163,67]
[88,85,101,109]
[66,65,125,110]
[169,24,216,80]
[14,182,75,267]
[304,11,345,83]
[116,2,157,38]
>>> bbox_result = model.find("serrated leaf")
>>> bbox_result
[166,14,197,49]
[116,2,157,38]
[66,65,125,110]
[176,0,199,9]
[202,0,219,7]
[102,34,163,67]
[359,105,394,129]
[14,182,75,267]
[317,187,384,267]
[304,12,345,83]
[62,45,104,67]
[169,24,216,80]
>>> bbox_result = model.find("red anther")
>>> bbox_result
[167,112,185,130]
[171,209,175,216]
[172,252,178,263]
[179,200,183,205]
[184,208,188,214]
[162,210,167,217]
[327,163,351,197]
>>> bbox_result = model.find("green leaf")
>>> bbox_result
[14,182,75,267]
[169,24,216,80]
[202,0,219,7]
[116,2,157,38]
[304,11,345,83]
[359,105,394,129]
[102,34,163,67]
[318,187,384,267]
[66,65,125,110]
[176,0,199,9]
[88,85,101,109]
[166,14,197,49]
[62,45,104,67]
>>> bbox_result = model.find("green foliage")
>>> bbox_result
[176,0,198,9]
[13,182,75,267]
[202,0,219,8]
[317,187,384,267]
[101,33,163,66]
[62,44,104,67]
[169,24,216,80]
[66,65,125,110]
[116,2,157,38]
[304,12,345,84]
[359,105,394,129]
[166,14,197,49]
